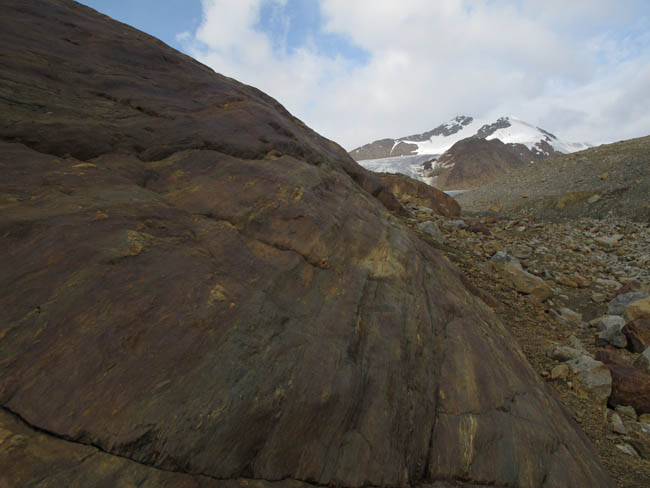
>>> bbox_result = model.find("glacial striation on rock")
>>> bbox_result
[0,1,613,487]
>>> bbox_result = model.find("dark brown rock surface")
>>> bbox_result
[596,352,650,414]
[624,320,650,353]
[0,1,612,487]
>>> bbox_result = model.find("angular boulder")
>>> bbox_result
[595,352,650,414]
[625,297,650,322]
[490,252,553,302]
[608,291,647,315]
[596,320,628,349]
[623,320,650,353]
[0,1,612,487]
[566,356,612,403]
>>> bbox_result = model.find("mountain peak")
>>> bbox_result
[350,115,593,189]
[350,115,591,162]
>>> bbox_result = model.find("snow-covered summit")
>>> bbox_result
[349,115,592,162]
[349,115,593,190]
[398,115,590,157]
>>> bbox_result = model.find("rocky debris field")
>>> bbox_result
[456,135,650,222]
[402,204,650,487]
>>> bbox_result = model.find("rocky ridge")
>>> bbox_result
[0,1,613,487]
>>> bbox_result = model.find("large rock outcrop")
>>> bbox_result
[0,1,612,487]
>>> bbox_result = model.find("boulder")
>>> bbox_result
[625,297,650,322]
[490,253,553,302]
[417,221,445,243]
[595,352,650,414]
[594,315,625,333]
[623,320,650,353]
[0,1,613,487]
[566,356,612,404]
[596,321,628,349]
[608,291,647,315]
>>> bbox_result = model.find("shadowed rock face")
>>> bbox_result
[0,1,613,487]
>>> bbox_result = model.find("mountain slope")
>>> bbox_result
[423,137,529,190]
[0,1,612,487]
[456,135,650,221]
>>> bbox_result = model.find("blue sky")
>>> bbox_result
[78,1,650,149]
[256,0,369,63]
[80,0,368,62]
[80,1,203,50]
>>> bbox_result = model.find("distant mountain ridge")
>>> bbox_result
[350,115,591,161]
[350,115,593,190]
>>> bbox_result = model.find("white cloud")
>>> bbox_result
[180,0,650,150]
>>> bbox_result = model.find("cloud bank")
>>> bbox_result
[179,0,650,149]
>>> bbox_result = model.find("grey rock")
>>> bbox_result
[548,345,584,362]
[610,412,627,434]
[594,315,626,332]
[417,221,444,242]
[597,320,628,348]
[615,443,639,457]
[608,291,647,315]
[567,355,612,403]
